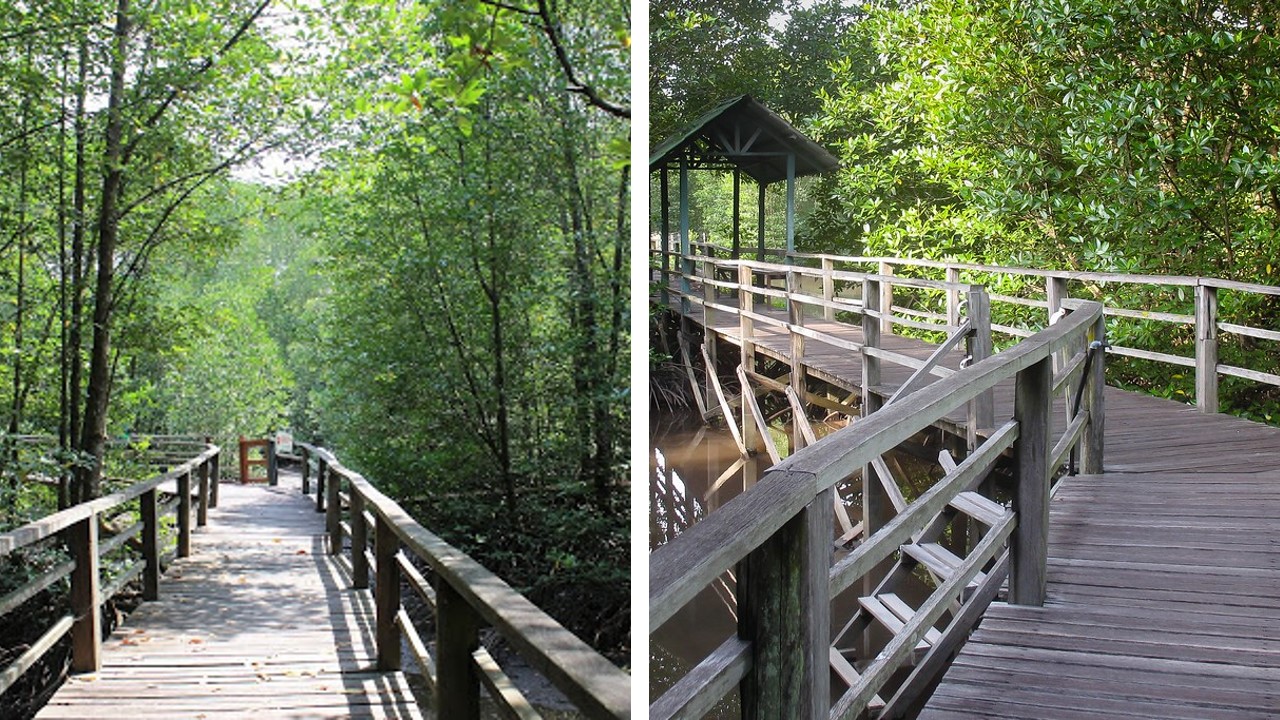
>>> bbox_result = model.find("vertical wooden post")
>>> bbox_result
[739,495,832,719]
[732,167,742,258]
[196,460,209,528]
[946,265,961,327]
[1195,283,1219,413]
[315,459,327,512]
[739,263,756,368]
[862,278,882,396]
[68,515,101,672]
[757,182,767,261]
[788,269,807,451]
[206,437,219,508]
[966,286,994,446]
[679,159,692,315]
[237,436,249,484]
[1046,275,1068,322]
[351,490,369,590]
[437,581,482,720]
[267,439,278,486]
[860,278,890,633]
[660,166,671,307]
[300,447,310,495]
[375,515,401,671]
[327,469,342,555]
[878,261,894,335]
[1011,355,1052,606]
[141,488,159,601]
[177,470,192,558]
[785,153,796,255]
[821,257,835,321]
[1082,313,1107,474]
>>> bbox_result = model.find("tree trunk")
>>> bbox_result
[75,0,130,502]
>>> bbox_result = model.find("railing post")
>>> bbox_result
[374,514,401,671]
[300,446,310,495]
[862,278,882,400]
[702,259,719,384]
[1011,354,1052,606]
[788,269,807,448]
[178,470,192,558]
[437,581,482,720]
[1195,283,1219,413]
[68,515,101,672]
[739,263,756,370]
[1082,312,1107,474]
[822,257,835,321]
[878,261,894,335]
[196,460,209,528]
[141,488,159,601]
[206,436,219,508]
[1046,275,1068,322]
[267,438,278,486]
[739,494,832,719]
[946,265,961,327]
[327,469,342,555]
[238,435,249,484]
[351,490,369,589]
[966,285,994,446]
[316,459,327,512]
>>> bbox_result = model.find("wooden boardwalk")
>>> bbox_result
[37,471,424,719]
[919,397,1280,719]
[677,298,1280,718]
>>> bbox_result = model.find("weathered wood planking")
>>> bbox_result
[918,420,1280,719]
[37,472,424,720]
[673,285,1280,718]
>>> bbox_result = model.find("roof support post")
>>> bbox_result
[785,153,796,261]
[732,167,742,259]
[757,182,767,262]
[679,158,692,314]
[659,166,670,307]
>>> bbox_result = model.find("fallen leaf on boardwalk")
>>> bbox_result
[188,638,204,644]
[295,549,307,555]
[272,538,281,543]
[133,628,146,634]
[121,638,139,646]
[256,673,270,682]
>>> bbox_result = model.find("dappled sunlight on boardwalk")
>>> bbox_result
[37,472,423,719]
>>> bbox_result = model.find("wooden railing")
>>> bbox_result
[0,442,220,696]
[649,300,1106,719]
[653,243,1280,412]
[293,442,630,720]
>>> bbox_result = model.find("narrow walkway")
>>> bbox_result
[37,472,424,719]
[919,396,1280,719]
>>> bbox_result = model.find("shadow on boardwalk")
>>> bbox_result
[37,472,423,719]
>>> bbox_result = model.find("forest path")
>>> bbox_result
[36,471,425,719]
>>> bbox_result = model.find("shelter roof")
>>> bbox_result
[648,95,839,184]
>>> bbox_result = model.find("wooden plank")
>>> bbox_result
[650,637,749,720]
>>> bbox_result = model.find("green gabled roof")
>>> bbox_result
[649,95,839,184]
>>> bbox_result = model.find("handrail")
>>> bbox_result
[0,443,220,695]
[649,301,1106,719]
[293,442,629,720]
[654,245,1280,412]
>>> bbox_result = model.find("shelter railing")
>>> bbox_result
[293,442,630,719]
[649,300,1106,719]
[0,443,220,700]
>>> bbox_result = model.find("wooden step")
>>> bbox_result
[949,491,1006,526]
[829,647,886,711]
[901,542,984,590]
[858,596,932,650]
[877,592,943,646]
